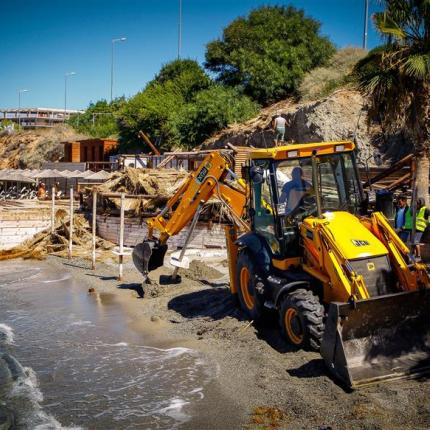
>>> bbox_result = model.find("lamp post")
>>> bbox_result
[111,37,127,102]
[178,0,182,59]
[363,0,369,50]
[64,72,76,121]
[18,89,29,128]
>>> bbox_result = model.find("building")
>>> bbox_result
[0,108,83,128]
[62,138,119,171]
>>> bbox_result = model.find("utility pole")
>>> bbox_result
[18,89,29,129]
[64,72,76,120]
[363,0,369,50]
[178,0,182,59]
[111,37,127,102]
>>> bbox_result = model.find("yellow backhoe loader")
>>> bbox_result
[132,141,430,388]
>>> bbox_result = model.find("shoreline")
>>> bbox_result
[2,255,430,430]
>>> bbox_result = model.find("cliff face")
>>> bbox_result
[201,89,412,167]
[0,126,87,169]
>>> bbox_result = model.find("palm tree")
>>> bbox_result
[355,0,430,203]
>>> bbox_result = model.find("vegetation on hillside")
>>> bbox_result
[68,98,126,138]
[354,0,430,202]
[205,6,335,105]
[68,5,367,153]
[299,47,367,101]
[117,59,258,151]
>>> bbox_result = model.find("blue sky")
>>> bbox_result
[0,0,383,110]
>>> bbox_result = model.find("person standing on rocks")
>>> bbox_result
[272,112,287,146]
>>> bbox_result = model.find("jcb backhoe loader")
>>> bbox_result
[132,141,430,388]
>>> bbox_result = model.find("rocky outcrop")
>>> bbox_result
[202,89,412,166]
[0,125,88,169]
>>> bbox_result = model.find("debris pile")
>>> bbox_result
[94,167,188,214]
[0,210,114,261]
[93,167,237,223]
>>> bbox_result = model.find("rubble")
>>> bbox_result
[0,210,114,261]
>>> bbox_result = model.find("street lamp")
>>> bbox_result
[64,72,76,120]
[178,0,182,59]
[363,0,369,50]
[18,89,29,128]
[111,37,127,102]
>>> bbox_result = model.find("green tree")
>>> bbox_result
[205,6,335,105]
[68,97,126,138]
[118,59,211,151]
[172,86,259,148]
[354,0,430,202]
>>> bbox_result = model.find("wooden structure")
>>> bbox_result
[362,155,414,191]
[63,139,118,169]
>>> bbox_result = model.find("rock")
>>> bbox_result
[0,407,14,430]
[202,89,412,167]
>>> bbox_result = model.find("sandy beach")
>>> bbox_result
[2,254,425,430]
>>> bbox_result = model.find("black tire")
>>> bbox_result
[279,288,324,351]
[235,251,263,321]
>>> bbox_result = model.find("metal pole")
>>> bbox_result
[410,159,417,252]
[118,192,125,280]
[51,186,55,233]
[64,73,76,121]
[92,190,97,270]
[17,89,29,129]
[363,0,369,50]
[18,91,21,128]
[110,40,114,102]
[64,74,67,118]
[171,203,202,281]
[68,186,74,259]
[178,0,182,59]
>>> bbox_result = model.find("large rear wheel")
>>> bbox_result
[236,251,263,321]
[279,289,324,351]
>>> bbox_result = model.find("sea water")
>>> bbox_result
[0,262,214,429]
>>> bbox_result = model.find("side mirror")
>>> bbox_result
[250,166,264,184]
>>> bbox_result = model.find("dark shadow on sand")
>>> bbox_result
[117,283,145,298]
[168,286,300,355]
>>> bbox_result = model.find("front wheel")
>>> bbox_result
[235,251,263,321]
[279,288,324,351]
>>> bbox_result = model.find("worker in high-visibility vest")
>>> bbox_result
[413,197,430,260]
[395,194,412,243]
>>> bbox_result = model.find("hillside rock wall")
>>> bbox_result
[202,89,412,166]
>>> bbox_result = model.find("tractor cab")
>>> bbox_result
[248,141,363,258]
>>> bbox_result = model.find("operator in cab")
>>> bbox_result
[279,166,313,216]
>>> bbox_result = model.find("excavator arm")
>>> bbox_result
[133,151,248,279]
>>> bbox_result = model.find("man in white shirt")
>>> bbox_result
[273,112,287,146]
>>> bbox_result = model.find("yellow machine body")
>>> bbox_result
[133,141,430,388]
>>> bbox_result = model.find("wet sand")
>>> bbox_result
[2,255,430,430]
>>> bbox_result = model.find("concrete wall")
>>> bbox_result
[96,215,226,249]
[0,209,51,250]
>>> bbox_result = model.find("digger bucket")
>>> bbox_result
[321,289,430,388]
[132,240,168,276]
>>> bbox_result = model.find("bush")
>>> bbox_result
[68,98,126,138]
[117,59,212,152]
[299,47,367,101]
[205,6,335,105]
[172,86,259,148]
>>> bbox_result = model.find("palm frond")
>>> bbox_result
[402,53,430,78]
[374,11,407,40]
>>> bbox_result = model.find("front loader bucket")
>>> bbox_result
[132,240,168,276]
[321,289,430,388]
